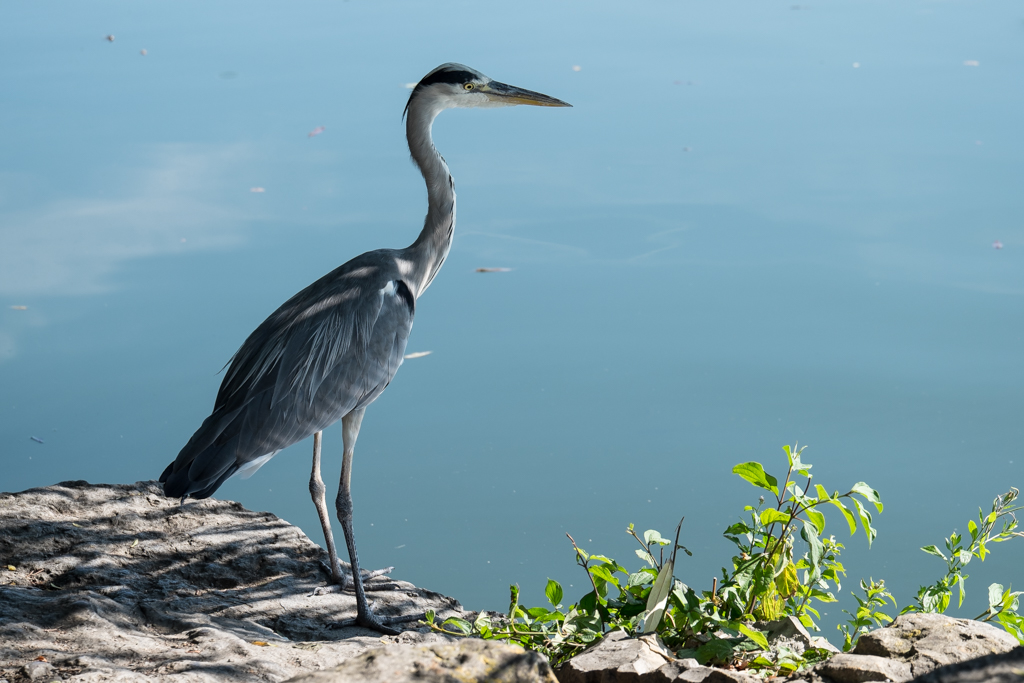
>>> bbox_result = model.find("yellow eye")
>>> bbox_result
[463,83,475,91]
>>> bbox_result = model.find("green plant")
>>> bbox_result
[837,579,897,651]
[910,488,1024,643]
[422,446,1023,671]
[423,444,882,674]
[913,488,1022,614]
[721,444,881,632]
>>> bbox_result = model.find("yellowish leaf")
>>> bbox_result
[6,565,15,571]
[252,641,269,647]
[775,562,800,598]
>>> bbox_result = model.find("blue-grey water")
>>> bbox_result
[2,1,1022,638]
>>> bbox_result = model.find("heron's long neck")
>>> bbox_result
[402,98,455,298]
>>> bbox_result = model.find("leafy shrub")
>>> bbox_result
[423,445,1023,672]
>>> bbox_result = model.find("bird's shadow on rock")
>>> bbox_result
[0,480,463,680]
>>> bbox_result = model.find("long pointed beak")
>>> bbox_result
[481,81,572,107]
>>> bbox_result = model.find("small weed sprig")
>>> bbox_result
[908,488,1024,643]
[837,579,898,651]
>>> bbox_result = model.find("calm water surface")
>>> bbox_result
[2,0,1023,636]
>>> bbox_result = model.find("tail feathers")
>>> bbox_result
[161,429,242,500]
[186,463,241,499]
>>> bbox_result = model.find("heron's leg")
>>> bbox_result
[334,408,410,634]
[309,430,345,586]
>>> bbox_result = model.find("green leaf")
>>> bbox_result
[921,545,947,561]
[786,445,812,475]
[850,482,883,512]
[628,569,658,587]
[989,583,1005,610]
[635,549,657,567]
[851,498,877,547]
[545,579,563,608]
[815,484,832,502]
[775,562,800,598]
[643,557,675,633]
[738,623,770,650]
[805,508,826,534]
[761,509,792,526]
[473,612,492,632]
[508,584,520,616]
[442,617,472,635]
[424,609,435,624]
[733,462,780,496]
[724,522,753,537]
[828,498,858,536]
[802,521,825,579]
[644,530,670,546]
[695,638,737,665]
[590,565,618,585]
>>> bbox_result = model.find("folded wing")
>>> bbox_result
[161,264,415,499]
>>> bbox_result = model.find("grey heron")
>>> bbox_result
[159,63,570,633]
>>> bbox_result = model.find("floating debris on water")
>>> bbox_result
[30,436,45,444]
[105,35,115,42]
[403,351,432,360]
[10,305,27,310]
[964,60,980,67]
[250,187,265,193]
[993,240,1003,250]
[572,65,582,72]
[852,62,861,68]
[308,126,326,138]
[475,267,512,273]
[140,49,147,56]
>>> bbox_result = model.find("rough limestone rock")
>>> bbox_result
[282,638,558,682]
[556,631,674,683]
[852,612,1020,678]
[909,646,1024,683]
[818,653,913,683]
[648,658,701,682]
[0,480,466,682]
[763,616,841,656]
[652,664,760,683]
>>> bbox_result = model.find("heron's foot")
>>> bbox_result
[311,565,399,596]
[318,561,394,582]
[328,609,427,635]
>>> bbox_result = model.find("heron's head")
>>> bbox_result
[404,63,571,118]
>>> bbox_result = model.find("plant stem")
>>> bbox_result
[567,533,601,600]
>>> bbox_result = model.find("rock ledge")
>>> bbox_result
[0,480,465,682]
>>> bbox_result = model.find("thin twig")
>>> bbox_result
[566,533,600,599]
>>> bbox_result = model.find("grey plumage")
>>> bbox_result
[161,253,414,499]
[159,63,569,633]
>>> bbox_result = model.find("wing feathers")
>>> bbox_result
[161,263,415,500]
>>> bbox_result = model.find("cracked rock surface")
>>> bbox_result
[851,612,1020,678]
[282,638,559,683]
[0,480,465,682]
